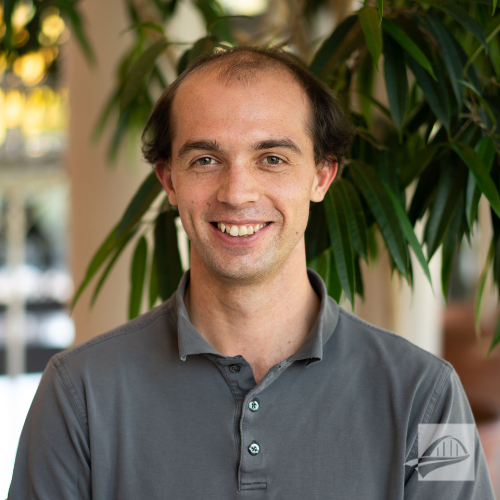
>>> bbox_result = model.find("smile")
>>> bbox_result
[214,222,271,237]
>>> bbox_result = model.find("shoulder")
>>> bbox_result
[331,305,453,392]
[51,295,178,374]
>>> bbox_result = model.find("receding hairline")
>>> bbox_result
[169,50,314,149]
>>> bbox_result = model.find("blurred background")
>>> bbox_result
[1,0,500,497]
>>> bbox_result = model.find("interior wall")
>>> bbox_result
[68,0,150,345]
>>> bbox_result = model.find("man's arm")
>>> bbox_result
[404,367,495,499]
[8,359,91,499]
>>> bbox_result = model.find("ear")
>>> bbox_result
[155,160,178,206]
[310,158,338,202]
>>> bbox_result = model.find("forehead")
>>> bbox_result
[170,64,312,149]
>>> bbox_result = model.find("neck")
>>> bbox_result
[184,242,320,382]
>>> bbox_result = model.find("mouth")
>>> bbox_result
[210,221,272,237]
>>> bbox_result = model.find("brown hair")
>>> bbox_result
[141,45,354,166]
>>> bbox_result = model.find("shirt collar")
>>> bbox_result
[174,268,339,366]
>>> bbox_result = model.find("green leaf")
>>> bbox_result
[383,183,433,291]
[475,240,494,335]
[349,161,408,276]
[375,0,383,24]
[154,211,184,301]
[488,310,500,355]
[129,236,148,320]
[177,49,191,76]
[116,172,163,240]
[92,88,120,143]
[53,0,96,65]
[309,15,361,79]
[338,179,368,259]
[466,136,496,230]
[149,250,160,308]
[426,15,465,109]
[354,255,364,300]
[441,193,464,299]
[207,15,249,33]
[3,0,15,50]
[305,201,330,262]
[89,228,138,308]
[189,36,218,64]
[424,161,467,260]
[120,40,169,113]
[414,0,488,50]
[358,51,375,124]
[451,142,500,218]
[353,90,392,120]
[120,22,165,36]
[327,251,343,302]
[359,7,383,71]
[70,223,122,312]
[324,188,356,306]
[464,14,500,71]
[383,33,408,140]
[457,80,497,130]
[316,250,330,287]
[466,170,482,231]
[401,144,440,188]
[406,54,450,134]
[382,18,436,80]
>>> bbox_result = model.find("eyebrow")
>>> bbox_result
[177,140,222,161]
[176,138,302,161]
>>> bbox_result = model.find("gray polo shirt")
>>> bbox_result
[8,269,495,499]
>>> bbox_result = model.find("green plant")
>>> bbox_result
[38,0,500,351]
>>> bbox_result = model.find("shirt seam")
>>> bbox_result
[404,362,452,482]
[53,359,89,435]
[338,308,450,366]
[54,308,173,364]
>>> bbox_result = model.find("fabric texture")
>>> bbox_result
[8,269,495,499]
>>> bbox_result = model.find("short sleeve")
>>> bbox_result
[404,367,495,499]
[8,359,91,500]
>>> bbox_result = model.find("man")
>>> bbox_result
[9,47,495,499]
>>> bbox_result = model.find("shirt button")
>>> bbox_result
[229,364,241,373]
[248,442,260,455]
[248,400,259,412]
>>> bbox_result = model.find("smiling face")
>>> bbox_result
[156,64,337,284]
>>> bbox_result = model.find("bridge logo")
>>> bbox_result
[405,424,475,481]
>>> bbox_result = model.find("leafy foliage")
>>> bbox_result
[68,0,500,353]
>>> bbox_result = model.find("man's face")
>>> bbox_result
[156,66,336,283]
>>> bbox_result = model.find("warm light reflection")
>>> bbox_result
[41,14,65,44]
[12,0,35,30]
[13,52,46,86]
[219,0,268,15]
[0,86,68,153]
[5,89,25,129]
[0,90,6,146]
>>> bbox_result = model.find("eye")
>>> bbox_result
[264,156,284,165]
[194,157,216,166]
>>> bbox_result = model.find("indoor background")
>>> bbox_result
[1,0,500,497]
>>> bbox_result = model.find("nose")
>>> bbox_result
[216,162,260,207]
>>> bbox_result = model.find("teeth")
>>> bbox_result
[217,222,268,236]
